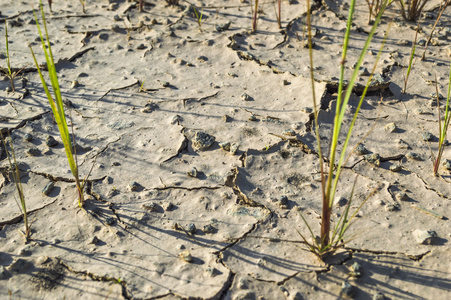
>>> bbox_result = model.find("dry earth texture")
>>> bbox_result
[1,0,450,299]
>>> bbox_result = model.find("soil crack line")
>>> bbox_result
[0,198,58,227]
[58,259,131,300]
[1,111,50,135]
[161,126,188,163]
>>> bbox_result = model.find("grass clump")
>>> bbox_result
[299,0,391,258]
[1,132,31,240]
[433,61,451,176]
[396,0,429,21]
[29,0,86,208]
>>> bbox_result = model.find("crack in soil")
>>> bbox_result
[345,247,431,262]
[58,258,131,300]
[162,126,188,163]
[1,111,50,135]
[0,197,58,228]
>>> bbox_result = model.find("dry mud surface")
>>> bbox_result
[1,0,451,299]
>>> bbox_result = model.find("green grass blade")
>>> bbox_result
[30,0,84,207]
[329,0,390,207]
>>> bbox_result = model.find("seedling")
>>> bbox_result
[193,6,204,32]
[433,63,451,176]
[29,0,86,208]
[365,0,387,24]
[299,0,390,258]
[1,132,31,240]
[79,0,86,14]
[402,27,419,93]
[1,22,25,92]
[396,0,429,21]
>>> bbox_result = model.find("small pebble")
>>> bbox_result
[179,250,194,263]
[279,195,288,205]
[359,67,370,76]
[364,153,380,166]
[187,223,196,234]
[23,133,32,142]
[99,32,110,40]
[282,129,296,136]
[142,102,158,113]
[192,131,215,150]
[395,192,408,201]
[241,93,251,101]
[384,122,397,133]
[430,92,444,99]
[26,147,41,157]
[230,142,239,155]
[300,107,313,114]
[442,159,451,170]
[219,141,231,151]
[205,266,218,277]
[335,196,348,207]
[128,181,141,191]
[389,164,402,172]
[373,292,385,300]
[6,86,13,93]
[349,261,362,277]
[355,144,370,155]
[46,136,58,147]
[142,202,158,212]
[187,167,198,178]
[163,202,174,211]
[197,56,208,62]
[136,43,146,50]
[248,115,257,121]
[406,152,422,161]
[0,266,10,280]
[42,182,55,196]
[223,115,231,122]
[282,79,289,86]
[203,224,215,234]
[70,80,79,88]
[238,278,247,289]
[396,39,409,46]
[161,81,170,87]
[113,14,121,21]
[89,236,99,245]
[341,281,354,297]
[422,131,433,141]
[398,139,410,149]
[385,203,399,211]
[105,217,115,225]
[413,229,438,245]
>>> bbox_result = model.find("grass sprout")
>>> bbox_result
[79,0,86,14]
[29,0,86,208]
[396,0,429,21]
[301,0,391,258]
[1,22,25,92]
[1,132,31,240]
[402,27,419,93]
[193,5,204,32]
[365,0,386,24]
[433,62,451,176]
